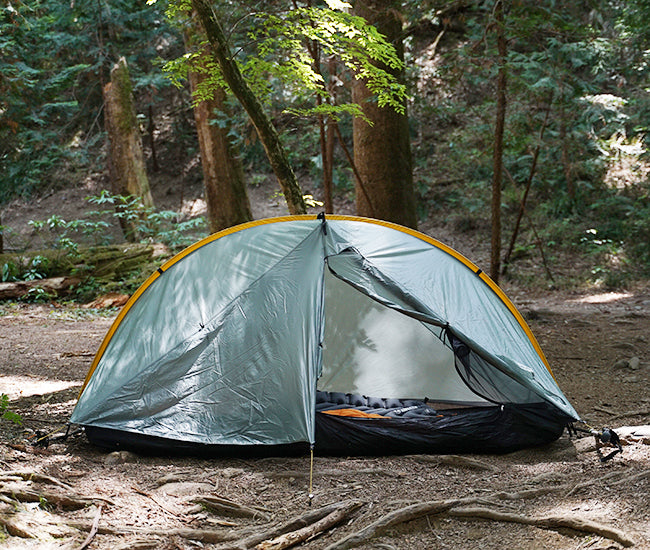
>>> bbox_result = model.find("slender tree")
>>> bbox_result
[191,0,307,215]
[490,0,507,282]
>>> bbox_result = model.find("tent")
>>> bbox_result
[71,214,579,456]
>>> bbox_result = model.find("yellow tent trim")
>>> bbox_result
[77,214,554,398]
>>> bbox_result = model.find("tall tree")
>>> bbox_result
[490,0,507,282]
[103,57,154,241]
[351,0,417,229]
[162,0,408,218]
[0,0,175,203]
[185,17,252,232]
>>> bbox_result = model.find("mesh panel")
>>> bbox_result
[450,334,541,404]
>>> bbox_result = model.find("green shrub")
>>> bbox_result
[1,393,22,426]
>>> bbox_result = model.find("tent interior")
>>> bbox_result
[320,265,486,406]
[312,265,570,455]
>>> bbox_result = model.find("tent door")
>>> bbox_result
[319,254,488,404]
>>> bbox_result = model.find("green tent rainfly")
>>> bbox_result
[71,215,579,456]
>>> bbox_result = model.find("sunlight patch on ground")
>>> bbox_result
[0,375,79,400]
[181,197,207,217]
[570,292,633,305]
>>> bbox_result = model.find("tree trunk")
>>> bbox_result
[351,0,417,229]
[490,0,507,283]
[103,57,154,241]
[318,58,338,214]
[558,94,575,200]
[191,0,306,215]
[147,104,159,173]
[324,57,339,214]
[186,22,252,233]
[324,116,336,213]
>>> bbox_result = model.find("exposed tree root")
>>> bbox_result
[0,470,73,490]
[6,443,51,455]
[132,485,191,523]
[448,506,635,547]
[409,454,497,472]
[68,500,363,549]
[267,468,398,480]
[323,497,479,550]
[610,409,650,421]
[215,500,363,550]
[0,515,36,539]
[112,539,161,550]
[565,468,633,497]
[192,494,272,521]
[491,486,564,501]
[610,470,650,486]
[0,484,114,510]
[76,504,102,550]
[68,520,237,544]
[325,487,637,549]
[255,500,363,550]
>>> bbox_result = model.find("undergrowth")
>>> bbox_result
[1,191,205,302]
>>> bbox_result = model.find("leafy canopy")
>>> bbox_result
[161,0,407,123]
[0,0,176,203]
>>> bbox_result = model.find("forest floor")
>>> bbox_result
[1,181,650,549]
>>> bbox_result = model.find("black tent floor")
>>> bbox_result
[81,403,572,457]
[315,402,571,455]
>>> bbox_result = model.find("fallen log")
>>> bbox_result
[255,501,363,550]
[0,243,157,301]
[448,506,635,547]
[0,276,81,300]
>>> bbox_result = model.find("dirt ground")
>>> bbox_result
[1,171,650,549]
[1,282,649,549]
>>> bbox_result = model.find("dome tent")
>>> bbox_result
[71,215,579,456]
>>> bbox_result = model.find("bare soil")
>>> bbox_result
[1,173,650,549]
[1,280,649,549]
